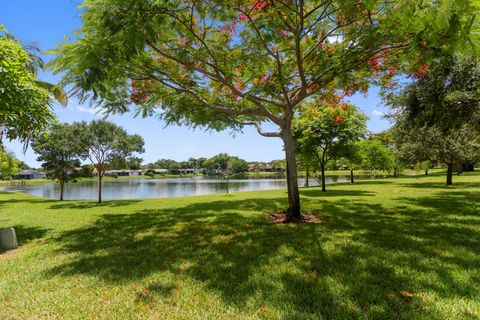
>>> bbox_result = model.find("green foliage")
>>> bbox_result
[78,164,95,178]
[0,26,54,146]
[293,104,368,169]
[359,139,394,172]
[386,54,480,132]
[72,120,145,176]
[31,123,82,183]
[339,142,364,171]
[387,55,480,183]
[0,149,21,180]
[204,153,248,176]
[71,120,145,202]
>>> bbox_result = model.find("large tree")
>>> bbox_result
[0,25,54,146]
[50,0,476,220]
[393,117,480,185]
[32,123,82,201]
[386,54,480,184]
[293,103,367,191]
[73,120,145,203]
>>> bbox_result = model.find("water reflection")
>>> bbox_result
[1,175,372,200]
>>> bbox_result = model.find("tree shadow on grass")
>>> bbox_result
[399,181,480,190]
[48,199,143,210]
[0,191,54,208]
[300,188,376,198]
[40,191,480,319]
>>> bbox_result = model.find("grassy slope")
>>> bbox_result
[0,174,479,319]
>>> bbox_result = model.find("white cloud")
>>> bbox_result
[75,105,105,117]
[372,110,384,118]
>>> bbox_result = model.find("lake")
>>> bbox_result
[1,175,372,200]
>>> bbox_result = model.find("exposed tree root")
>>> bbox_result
[269,209,320,224]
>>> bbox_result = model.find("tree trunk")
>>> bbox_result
[350,169,354,184]
[282,131,301,221]
[321,162,326,192]
[305,161,309,187]
[59,179,65,201]
[446,163,453,185]
[98,173,103,203]
[393,166,397,178]
[425,169,428,176]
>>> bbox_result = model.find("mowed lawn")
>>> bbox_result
[0,174,479,319]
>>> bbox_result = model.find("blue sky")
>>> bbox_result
[1,0,392,167]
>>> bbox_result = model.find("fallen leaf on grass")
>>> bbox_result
[400,291,414,297]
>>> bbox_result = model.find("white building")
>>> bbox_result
[104,169,144,177]
[13,170,46,180]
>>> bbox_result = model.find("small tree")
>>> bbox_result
[32,123,82,200]
[73,120,145,203]
[293,104,367,191]
[0,149,20,180]
[340,142,363,183]
[359,139,394,176]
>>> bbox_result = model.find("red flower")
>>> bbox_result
[412,65,429,79]
[369,57,381,67]
[239,13,248,21]
[335,115,345,123]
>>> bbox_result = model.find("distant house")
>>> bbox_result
[105,169,144,177]
[152,169,168,175]
[13,170,46,180]
[168,168,201,175]
[248,163,284,173]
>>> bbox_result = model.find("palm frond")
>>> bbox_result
[35,80,68,106]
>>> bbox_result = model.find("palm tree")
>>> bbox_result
[23,42,68,106]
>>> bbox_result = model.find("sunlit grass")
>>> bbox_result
[1,172,479,319]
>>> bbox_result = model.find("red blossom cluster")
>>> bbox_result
[220,21,237,40]
[412,64,430,79]
[251,0,271,11]
[369,57,381,67]
[130,79,152,105]
[238,0,272,21]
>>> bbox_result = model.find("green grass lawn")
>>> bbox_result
[1,174,479,319]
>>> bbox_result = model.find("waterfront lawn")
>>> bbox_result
[0,173,479,319]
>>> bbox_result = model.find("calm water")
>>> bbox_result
[1,175,371,200]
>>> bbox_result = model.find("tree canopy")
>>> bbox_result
[293,103,367,191]
[386,54,480,184]
[32,123,82,200]
[0,25,54,146]
[72,120,145,203]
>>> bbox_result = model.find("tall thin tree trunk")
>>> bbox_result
[98,173,103,203]
[446,163,453,185]
[283,131,301,221]
[60,179,65,201]
[321,162,326,192]
[350,169,354,184]
[393,166,397,178]
[425,168,428,176]
[305,161,309,187]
